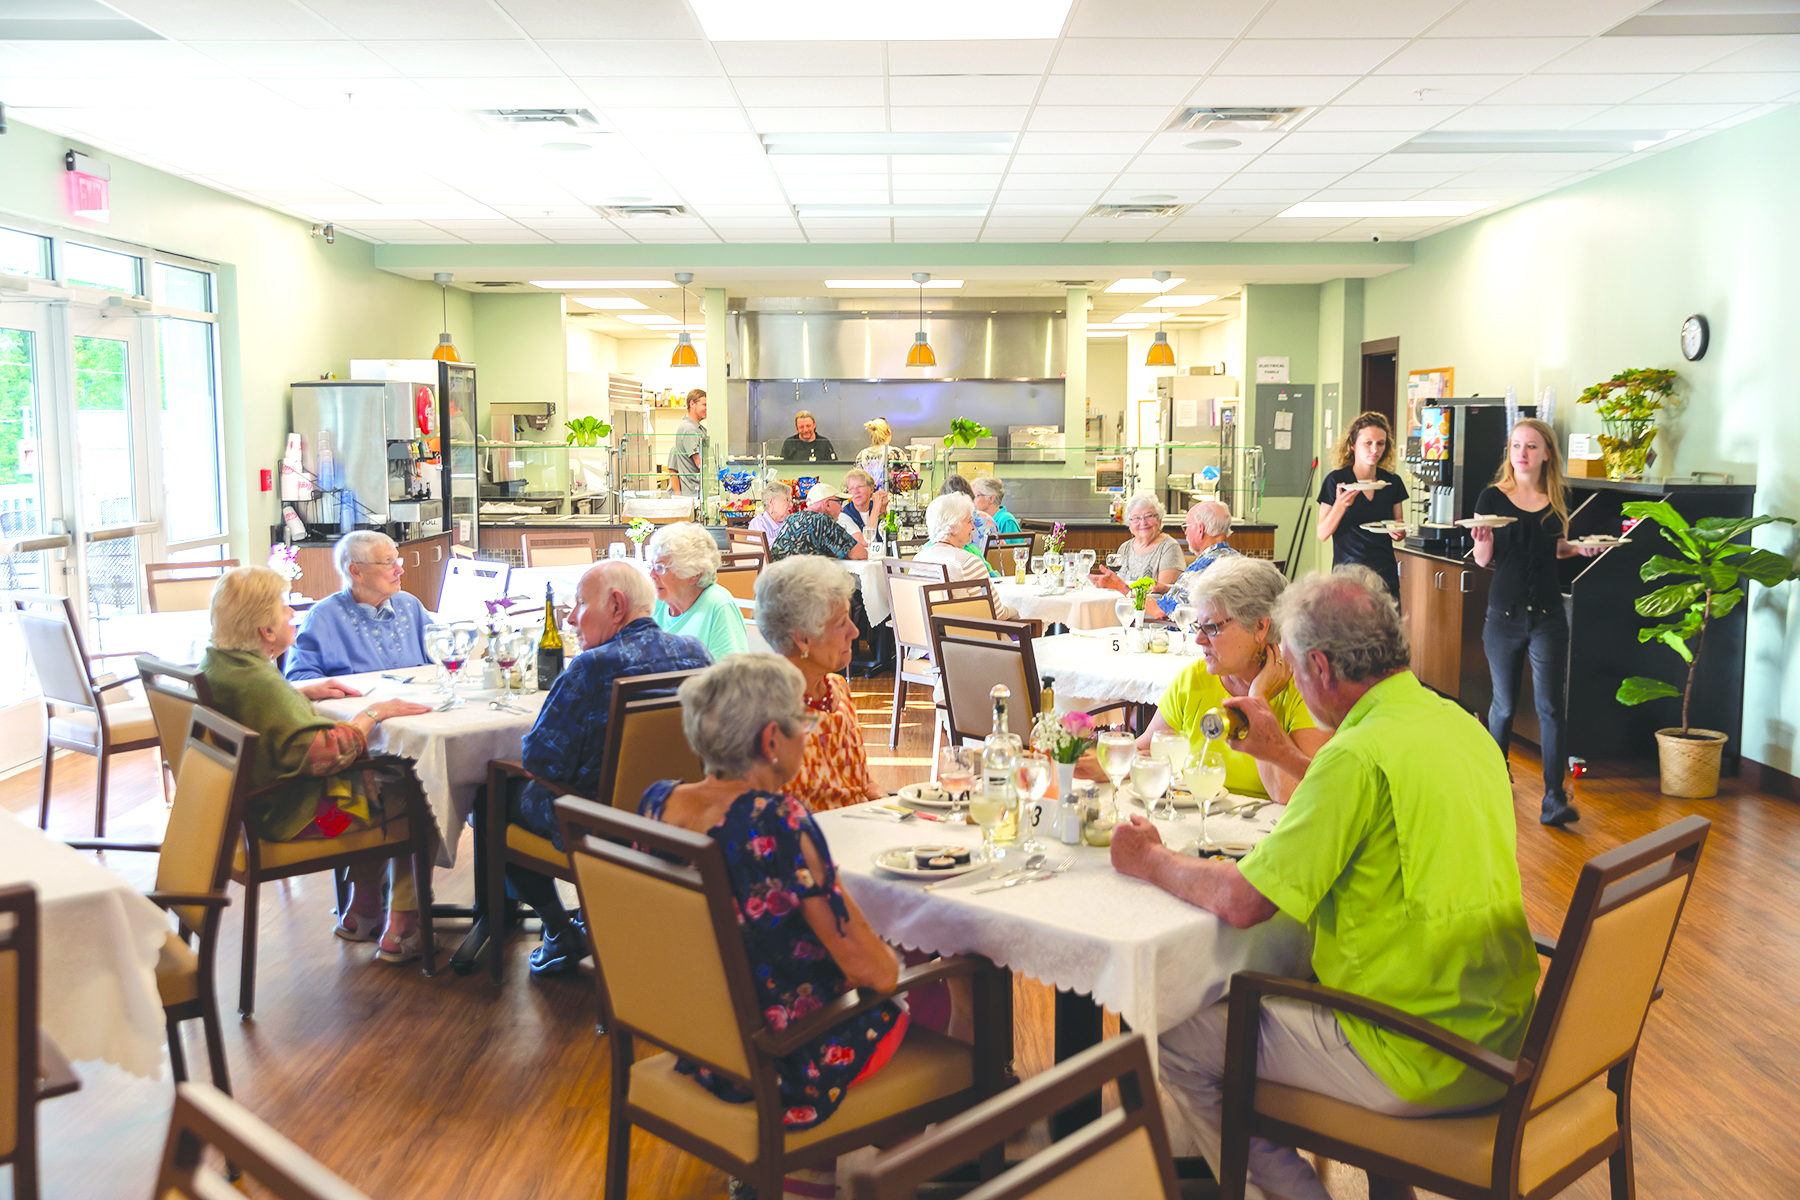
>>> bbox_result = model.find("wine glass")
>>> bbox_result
[1106,551,1123,573]
[1194,742,1229,843]
[1169,604,1197,655]
[967,773,1007,864]
[1012,544,1029,583]
[1150,730,1192,819]
[1029,555,1045,587]
[1130,754,1174,822]
[1113,598,1138,634]
[493,628,523,707]
[440,620,479,709]
[1098,730,1137,818]
[1012,751,1052,854]
[937,746,979,825]
[1043,551,1063,590]
[1078,548,1097,581]
[422,624,450,695]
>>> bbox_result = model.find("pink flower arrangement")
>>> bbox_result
[1035,708,1099,764]
[1042,521,1068,555]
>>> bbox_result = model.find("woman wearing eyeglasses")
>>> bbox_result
[1090,492,1187,595]
[646,522,750,662]
[1133,557,1328,803]
[285,530,433,680]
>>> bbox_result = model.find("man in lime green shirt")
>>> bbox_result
[1111,566,1539,1200]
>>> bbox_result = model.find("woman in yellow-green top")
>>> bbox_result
[1140,557,1330,802]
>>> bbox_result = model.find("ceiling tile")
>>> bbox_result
[1477,151,1625,171]
[300,0,520,39]
[1431,105,1607,130]
[575,76,739,106]
[748,108,888,133]
[412,77,590,107]
[889,106,1033,131]
[995,188,1106,202]
[1236,153,1376,172]
[1037,76,1197,106]
[1333,171,1460,187]
[0,39,236,78]
[887,75,1042,106]
[603,108,752,133]
[1700,36,1800,73]
[888,190,997,203]
[1050,38,1230,75]
[892,172,1005,187]
[699,204,796,216]
[1118,153,1257,174]
[1139,129,1289,155]
[732,77,884,106]
[1027,106,1171,132]
[103,0,340,39]
[539,40,719,76]
[1486,73,1674,104]
[1195,189,1317,203]
[1185,76,1358,105]
[1005,153,1135,172]
[996,172,1119,189]
[1247,0,1461,38]
[1707,103,1787,129]
[1538,36,1755,74]
[1017,131,1153,154]
[1067,0,1255,39]
[1266,131,1414,154]
[1359,151,1502,171]
[712,40,884,76]
[1214,39,1408,76]
[1575,103,1756,128]
[1632,73,1800,104]
[885,39,1057,75]
[186,40,397,77]
[1425,0,1648,38]
[1445,171,1580,187]
[1297,106,1452,132]
[259,78,443,109]
[1305,185,1439,200]
[366,40,557,77]
[1333,74,1514,105]
[1379,39,1580,75]
[1211,171,1342,188]
[498,0,702,38]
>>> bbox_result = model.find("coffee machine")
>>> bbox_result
[1403,398,1534,555]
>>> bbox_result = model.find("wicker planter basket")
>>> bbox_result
[1654,727,1728,799]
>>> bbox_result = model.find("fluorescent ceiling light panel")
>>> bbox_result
[570,297,648,309]
[799,204,988,217]
[826,279,965,289]
[1104,277,1185,294]
[1606,1,1800,37]
[1140,294,1220,308]
[690,1,1074,41]
[1110,316,1155,326]
[764,133,1016,156]
[1278,200,1495,218]
[1395,131,1683,154]
[1086,329,1130,338]
[300,204,500,220]
[618,314,681,324]
[529,279,676,288]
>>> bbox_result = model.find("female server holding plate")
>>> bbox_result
[1316,412,1410,601]
[1470,417,1601,828]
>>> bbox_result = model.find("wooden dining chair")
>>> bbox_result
[894,535,931,559]
[930,613,1043,746]
[154,1082,373,1200]
[136,655,203,809]
[142,559,239,613]
[521,532,597,567]
[0,885,81,1200]
[555,797,1013,1200]
[480,669,705,982]
[726,528,767,558]
[882,560,950,749]
[8,591,162,835]
[984,532,1035,576]
[1219,814,1712,1200]
[68,705,258,1099]
[715,551,763,619]
[849,1032,1180,1200]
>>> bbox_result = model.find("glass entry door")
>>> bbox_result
[68,313,156,619]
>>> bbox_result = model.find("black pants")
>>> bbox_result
[469,778,572,935]
[1482,604,1569,796]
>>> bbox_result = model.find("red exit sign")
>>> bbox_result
[63,150,110,223]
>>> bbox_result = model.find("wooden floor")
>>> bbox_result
[7,675,1799,1200]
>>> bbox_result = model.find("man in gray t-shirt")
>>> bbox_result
[667,389,707,496]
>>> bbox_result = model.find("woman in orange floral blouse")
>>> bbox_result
[753,555,882,812]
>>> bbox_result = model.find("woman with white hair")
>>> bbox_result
[747,483,792,545]
[1134,557,1328,803]
[201,566,437,961]
[285,529,433,681]
[648,522,750,661]
[971,475,1021,534]
[754,556,880,811]
[639,654,908,1194]
[912,494,1018,619]
[838,467,889,537]
[1091,493,1186,591]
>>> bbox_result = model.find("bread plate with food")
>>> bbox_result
[873,844,984,880]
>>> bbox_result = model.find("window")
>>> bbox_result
[155,262,212,312]
[158,317,223,542]
[0,227,50,279]
[64,242,142,294]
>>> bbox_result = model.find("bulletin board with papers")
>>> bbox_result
[1254,383,1314,496]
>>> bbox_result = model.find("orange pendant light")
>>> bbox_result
[906,272,936,367]
[1143,269,1174,366]
[431,272,459,361]
[670,271,699,367]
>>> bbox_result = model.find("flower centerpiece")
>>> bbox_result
[626,517,655,556]
[1129,576,1156,610]
[1042,522,1067,556]
[1578,368,1678,480]
[267,545,302,600]
[1033,708,1098,765]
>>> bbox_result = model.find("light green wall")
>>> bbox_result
[0,118,470,558]
[470,292,566,410]
[1363,104,1800,776]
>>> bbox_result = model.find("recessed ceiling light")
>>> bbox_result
[609,195,653,204]
[1104,277,1185,294]
[826,279,965,289]
[571,296,648,309]
[1110,316,1155,326]
[1606,3,1800,37]
[763,132,1016,156]
[1185,138,1242,151]
[1394,130,1684,155]
[299,203,500,221]
[1131,194,1177,204]
[1279,200,1494,218]
[690,1,1074,41]
[1141,294,1220,308]
[1086,329,1130,338]
[618,314,679,324]
[529,279,676,289]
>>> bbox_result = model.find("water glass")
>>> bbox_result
[1113,598,1138,633]
[1029,555,1044,584]
[608,542,627,560]
[1079,548,1098,578]
[1098,731,1137,816]
[1012,751,1052,854]
[440,621,479,709]
[1193,743,1228,841]
[937,746,979,824]
[1170,604,1198,655]
[423,624,451,695]
[1130,754,1175,821]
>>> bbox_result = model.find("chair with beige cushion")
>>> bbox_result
[850,1032,1179,1200]
[984,532,1035,577]
[882,560,949,749]
[1219,814,1711,1200]
[136,655,203,812]
[521,532,597,567]
[155,1081,373,1200]
[480,669,705,982]
[555,797,1013,1200]
[9,591,162,835]
[143,559,239,613]
[716,551,764,620]
[0,884,81,1200]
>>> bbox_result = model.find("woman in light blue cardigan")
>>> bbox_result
[647,522,751,661]
[285,530,433,680]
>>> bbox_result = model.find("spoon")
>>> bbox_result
[926,851,1044,892]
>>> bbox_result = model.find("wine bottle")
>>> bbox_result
[536,583,564,691]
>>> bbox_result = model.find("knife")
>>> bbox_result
[971,870,1057,895]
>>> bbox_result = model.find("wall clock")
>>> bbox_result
[1681,314,1709,361]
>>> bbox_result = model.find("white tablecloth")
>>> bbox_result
[816,797,1311,1055]
[1032,631,1198,711]
[843,559,890,625]
[994,583,1125,631]
[89,610,214,665]
[0,812,169,1076]
[314,671,543,867]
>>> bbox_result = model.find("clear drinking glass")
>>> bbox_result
[608,542,627,560]
[1043,551,1063,588]
[1029,555,1044,585]
[1012,545,1029,582]
[493,628,525,706]
[439,620,479,709]
[968,780,1006,863]
[1150,730,1192,818]
[1194,741,1228,841]
[1169,604,1197,655]
[423,624,451,695]
[1012,751,1052,854]
[938,746,979,824]
[1079,548,1097,580]
[1130,754,1174,822]
[1106,551,1123,572]
[1098,731,1137,816]
[1113,598,1137,633]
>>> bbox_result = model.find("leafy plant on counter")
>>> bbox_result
[627,517,656,545]
[943,418,993,449]
[1577,368,1678,422]
[563,416,612,447]
[1614,500,1796,735]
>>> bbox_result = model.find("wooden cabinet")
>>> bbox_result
[398,533,451,611]
[1396,550,1489,705]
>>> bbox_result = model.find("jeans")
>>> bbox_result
[1482,603,1569,796]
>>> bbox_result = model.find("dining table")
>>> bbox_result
[0,810,171,1077]
[1031,629,1199,715]
[992,581,1126,631]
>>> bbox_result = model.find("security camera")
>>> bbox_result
[1370,231,1383,243]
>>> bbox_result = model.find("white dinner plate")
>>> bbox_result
[1339,480,1384,493]
[897,783,958,810]
[1363,520,1414,535]
[1455,515,1518,529]
[872,844,986,880]
[1568,535,1630,548]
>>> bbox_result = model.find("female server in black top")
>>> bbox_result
[1316,411,1410,602]
[1470,418,1601,827]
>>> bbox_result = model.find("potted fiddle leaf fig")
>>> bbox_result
[1614,500,1796,798]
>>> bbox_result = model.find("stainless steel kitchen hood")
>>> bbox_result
[739,310,1066,380]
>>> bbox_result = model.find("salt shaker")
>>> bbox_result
[1058,783,1086,845]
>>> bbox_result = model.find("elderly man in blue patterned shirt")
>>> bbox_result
[502,560,713,974]
[285,530,433,680]
[1147,500,1241,621]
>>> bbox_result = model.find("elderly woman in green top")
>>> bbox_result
[200,566,435,964]
[648,522,750,661]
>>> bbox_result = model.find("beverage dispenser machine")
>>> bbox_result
[1403,397,1534,555]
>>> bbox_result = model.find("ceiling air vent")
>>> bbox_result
[471,108,605,133]
[1164,106,1308,133]
[593,204,688,219]
[1086,203,1188,219]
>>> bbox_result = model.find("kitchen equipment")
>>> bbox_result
[290,380,445,538]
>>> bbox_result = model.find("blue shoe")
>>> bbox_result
[528,916,587,977]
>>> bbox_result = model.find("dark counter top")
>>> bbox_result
[1571,477,1755,496]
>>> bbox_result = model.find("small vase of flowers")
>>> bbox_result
[267,545,304,602]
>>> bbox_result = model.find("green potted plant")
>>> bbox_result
[1577,368,1677,480]
[563,415,611,447]
[943,417,992,450]
[1614,500,1795,797]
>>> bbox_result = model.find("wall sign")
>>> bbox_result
[64,149,110,223]
[1255,356,1289,383]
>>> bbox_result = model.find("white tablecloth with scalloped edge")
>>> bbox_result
[0,812,170,1077]
[814,798,1311,1057]
[993,583,1126,631]
[1030,631,1198,712]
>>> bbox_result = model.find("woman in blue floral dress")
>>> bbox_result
[640,653,909,1169]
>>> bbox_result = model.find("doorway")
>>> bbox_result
[1360,337,1399,427]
